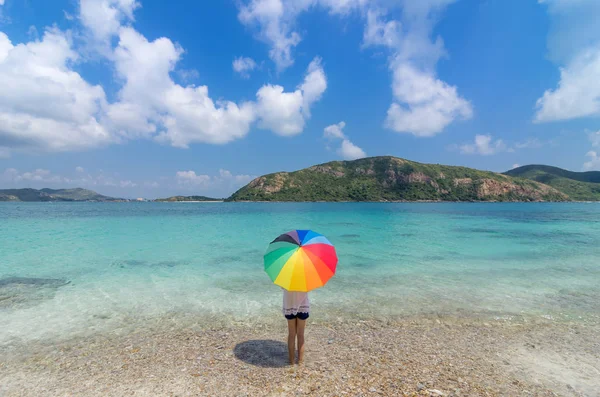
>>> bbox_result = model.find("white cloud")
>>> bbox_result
[1,168,65,184]
[323,121,366,160]
[324,121,346,139]
[534,50,600,122]
[363,9,402,50]
[581,130,600,171]
[0,167,155,190]
[79,0,140,44]
[0,0,328,156]
[104,19,325,146]
[535,0,600,122]
[219,168,254,184]
[237,0,372,71]
[384,65,473,136]
[583,151,600,171]
[236,0,470,137]
[108,27,258,146]
[363,7,473,137]
[0,1,5,6]
[233,56,258,78]
[102,11,325,146]
[255,57,326,135]
[237,0,306,71]
[175,170,211,186]
[512,164,520,169]
[459,134,510,156]
[175,169,255,192]
[338,139,366,160]
[0,29,113,154]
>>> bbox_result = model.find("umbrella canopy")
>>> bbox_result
[264,230,337,292]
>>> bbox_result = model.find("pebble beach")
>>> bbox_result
[2,316,599,397]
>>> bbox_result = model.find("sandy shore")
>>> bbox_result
[1,316,598,397]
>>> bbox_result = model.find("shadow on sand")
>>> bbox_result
[233,340,289,368]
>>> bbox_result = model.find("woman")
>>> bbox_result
[282,289,310,365]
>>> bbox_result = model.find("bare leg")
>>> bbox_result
[287,319,297,365]
[296,318,306,364]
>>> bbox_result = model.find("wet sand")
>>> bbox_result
[1,316,598,397]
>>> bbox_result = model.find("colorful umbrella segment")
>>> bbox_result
[264,230,338,292]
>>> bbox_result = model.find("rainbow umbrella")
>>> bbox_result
[264,230,337,292]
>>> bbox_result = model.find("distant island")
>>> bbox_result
[155,195,222,202]
[504,165,600,201]
[0,188,121,202]
[228,156,574,202]
[3,159,599,203]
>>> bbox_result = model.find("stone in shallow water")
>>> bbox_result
[115,259,188,269]
[0,277,70,288]
[0,277,71,309]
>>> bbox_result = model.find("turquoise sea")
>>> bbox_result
[1,202,599,348]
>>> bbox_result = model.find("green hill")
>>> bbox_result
[504,165,600,201]
[227,156,568,202]
[155,195,222,202]
[0,188,118,202]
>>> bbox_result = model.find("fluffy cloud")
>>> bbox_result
[0,166,254,197]
[452,135,550,155]
[583,151,600,171]
[219,169,254,185]
[0,0,328,155]
[175,169,254,191]
[535,0,600,122]
[534,50,600,122]
[324,121,346,139]
[233,56,258,78]
[79,0,139,43]
[385,65,472,136]
[0,29,112,155]
[364,6,473,137]
[323,121,366,160]
[237,1,471,136]
[237,0,305,71]
[109,27,258,147]
[255,57,326,135]
[0,167,152,190]
[512,164,520,169]
[458,134,510,156]
[581,130,600,171]
[175,170,211,186]
[237,0,369,71]
[338,139,366,160]
[88,5,326,146]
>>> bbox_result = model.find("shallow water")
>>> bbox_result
[1,202,599,347]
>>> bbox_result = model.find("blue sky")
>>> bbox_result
[0,0,599,198]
